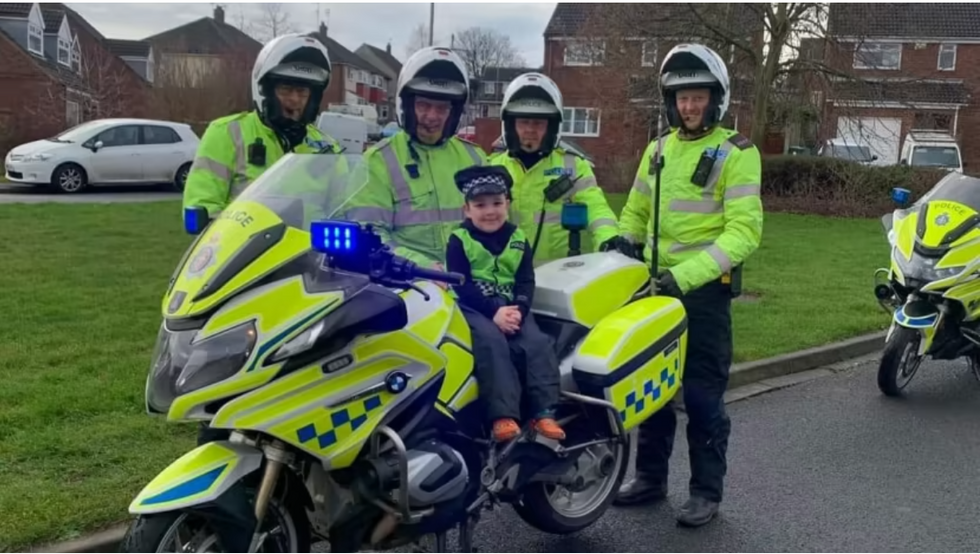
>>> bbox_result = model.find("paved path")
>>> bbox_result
[0,183,179,204]
[332,356,980,552]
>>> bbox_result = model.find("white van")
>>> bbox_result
[315,112,369,153]
[900,131,963,173]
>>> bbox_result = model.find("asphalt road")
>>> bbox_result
[334,356,980,553]
[0,182,179,204]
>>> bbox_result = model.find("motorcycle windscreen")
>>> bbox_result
[164,152,371,318]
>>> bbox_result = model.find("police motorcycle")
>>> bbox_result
[873,172,980,397]
[121,151,689,553]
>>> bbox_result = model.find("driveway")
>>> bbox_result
[340,355,980,552]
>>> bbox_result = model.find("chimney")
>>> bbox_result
[214,5,225,24]
[386,42,391,55]
[319,22,327,37]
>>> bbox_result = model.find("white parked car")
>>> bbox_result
[4,118,200,193]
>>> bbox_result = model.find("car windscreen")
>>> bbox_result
[911,146,961,168]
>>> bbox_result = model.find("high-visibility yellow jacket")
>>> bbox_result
[342,130,487,269]
[619,126,764,294]
[182,110,339,216]
[490,148,619,266]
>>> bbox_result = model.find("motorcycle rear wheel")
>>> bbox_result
[878,326,923,397]
[512,433,630,535]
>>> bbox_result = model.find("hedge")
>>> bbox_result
[761,155,951,218]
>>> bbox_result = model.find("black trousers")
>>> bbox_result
[635,279,733,503]
[462,305,560,422]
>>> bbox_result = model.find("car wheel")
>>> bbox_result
[51,163,88,194]
[173,162,191,192]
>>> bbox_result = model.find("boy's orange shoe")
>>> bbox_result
[492,418,521,442]
[534,417,566,441]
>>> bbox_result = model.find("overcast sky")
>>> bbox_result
[67,2,555,68]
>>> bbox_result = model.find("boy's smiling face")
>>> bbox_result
[464,193,509,233]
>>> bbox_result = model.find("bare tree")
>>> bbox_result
[404,23,430,58]
[452,26,526,79]
[252,3,294,43]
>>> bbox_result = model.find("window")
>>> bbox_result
[28,23,43,55]
[94,125,139,147]
[853,42,901,70]
[71,38,81,72]
[483,81,495,95]
[913,112,953,131]
[641,41,658,67]
[561,107,600,137]
[563,40,604,66]
[938,44,956,71]
[65,100,80,127]
[142,125,181,144]
[58,38,70,66]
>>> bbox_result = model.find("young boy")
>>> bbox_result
[446,165,565,443]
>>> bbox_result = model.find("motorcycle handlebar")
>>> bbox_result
[412,265,465,286]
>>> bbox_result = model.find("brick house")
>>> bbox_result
[0,2,150,153]
[354,43,402,123]
[818,4,978,171]
[469,66,540,119]
[307,24,389,121]
[541,3,763,190]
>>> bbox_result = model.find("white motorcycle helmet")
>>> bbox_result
[659,43,730,131]
[396,46,469,145]
[251,34,332,134]
[499,72,564,156]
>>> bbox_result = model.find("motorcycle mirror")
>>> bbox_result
[183,206,209,235]
[891,187,911,208]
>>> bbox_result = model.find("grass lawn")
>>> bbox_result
[0,198,891,549]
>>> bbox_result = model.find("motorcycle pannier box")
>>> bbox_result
[571,296,687,431]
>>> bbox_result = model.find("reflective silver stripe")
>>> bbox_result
[669,199,723,213]
[190,155,231,180]
[707,244,733,272]
[394,207,463,226]
[227,120,249,196]
[669,240,714,253]
[462,142,483,165]
[346,206,393,224]
[622,233,643,243]
[724,183,761,200]
[589,217,616,232]
[380,145,412,202]
[541,212,562,224]
[632,177,651,196]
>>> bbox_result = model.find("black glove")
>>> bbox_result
[600,236,644,261]
[655,270,683,298]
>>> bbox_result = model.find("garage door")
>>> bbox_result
[836,116,903,165]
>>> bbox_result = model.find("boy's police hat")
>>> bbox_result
[454,165,513,200]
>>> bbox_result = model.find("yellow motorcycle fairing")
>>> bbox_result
[206,282,473,470]
[163,275,346,421]
[165,200,313,319]
[129,441,264,515]
[571,295,688,431]
[889,199,980,294]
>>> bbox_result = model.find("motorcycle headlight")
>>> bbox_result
[894,249,962,284]
[146,321,257,414]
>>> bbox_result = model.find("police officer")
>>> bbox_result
[612,44,764,527]
[490,72,626,265]
[344,46,487,270]
[182,33,341,218]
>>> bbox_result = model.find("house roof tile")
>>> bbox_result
[830,79,971,105]
[105,38,151,58]
[828,3,980,39]
[307,26,373,72]
[359,43,402,75]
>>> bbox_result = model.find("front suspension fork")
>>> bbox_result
[248,440,290,553]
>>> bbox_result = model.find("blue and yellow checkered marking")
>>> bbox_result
[620,358,679,422]
[295,394,384,449]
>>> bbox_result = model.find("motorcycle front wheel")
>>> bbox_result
[119,483,309,553]
[878,326,924,397]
